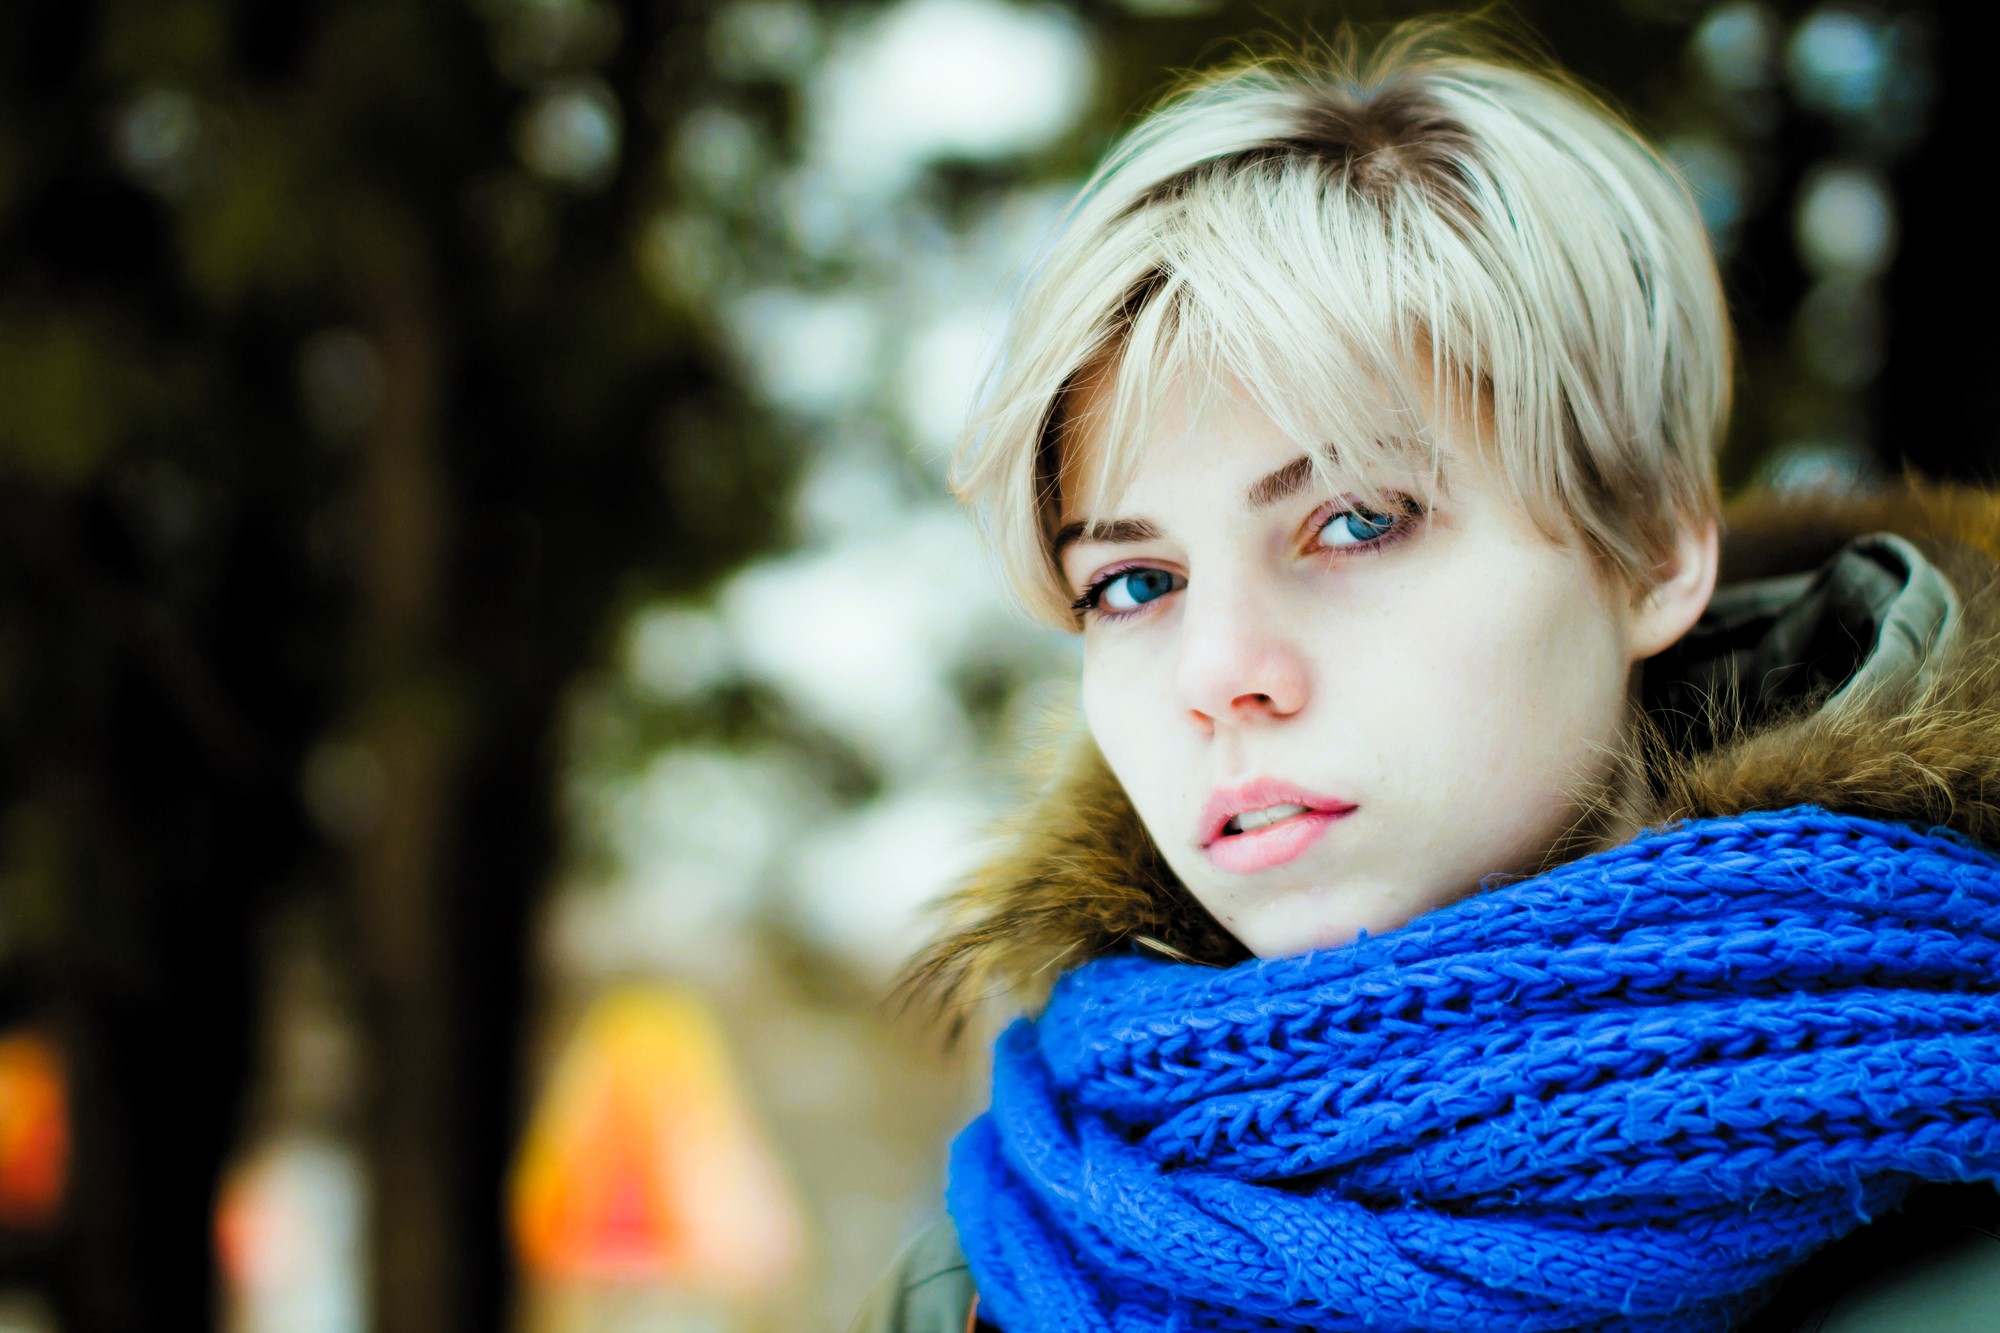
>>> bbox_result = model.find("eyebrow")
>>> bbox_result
[1052,516,1161,558]
[1246,454,1318,507]
[1053,454,1324,559]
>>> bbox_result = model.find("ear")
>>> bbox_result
[1627,516,1718,661]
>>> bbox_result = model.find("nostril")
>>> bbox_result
[1228,688,1303,721]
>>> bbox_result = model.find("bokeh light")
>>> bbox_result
[0,1032,67,1232]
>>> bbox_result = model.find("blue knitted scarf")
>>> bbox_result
[946,808,2000,1333]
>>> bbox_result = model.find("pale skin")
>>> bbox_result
[1057,371,1719,958]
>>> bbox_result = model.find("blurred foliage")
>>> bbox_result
[0,0,1976,1330]
[0,1,784,1329]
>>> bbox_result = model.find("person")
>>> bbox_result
[852,20,2000,1333]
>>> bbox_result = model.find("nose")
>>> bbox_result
[1171,577,1311,728]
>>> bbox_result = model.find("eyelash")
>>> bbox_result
[1069,494,1427,623]
[1302,494,1426,560]
[1070,560,1169,621]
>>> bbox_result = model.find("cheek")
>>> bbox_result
[1080,630,1216,872]
[1326,556,1630,817]
[1080,636,1176,796]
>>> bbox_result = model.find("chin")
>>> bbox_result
[1235,908,1373,960]
[1229,878,1442,958]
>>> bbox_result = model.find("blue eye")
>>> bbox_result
[1320,505,1401,547]
[1094,567,1183,614]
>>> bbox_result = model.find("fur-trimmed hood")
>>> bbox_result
[903,485,2000,1036]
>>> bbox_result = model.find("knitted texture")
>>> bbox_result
[946,808,2000,1333]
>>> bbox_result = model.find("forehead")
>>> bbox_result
[1057,371,1304,519]
[1053,348,1458,527]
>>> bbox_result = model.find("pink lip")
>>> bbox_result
[1199,779,1357,875]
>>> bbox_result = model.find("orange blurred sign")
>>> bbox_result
[510,985,803,1289]
[0,1030,69,1229]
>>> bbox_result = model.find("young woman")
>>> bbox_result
[854,24,2000,1333]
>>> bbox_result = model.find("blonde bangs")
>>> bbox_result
[1074,165,1474,557]
[954,24,1730,627]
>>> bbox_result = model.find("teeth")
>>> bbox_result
[1226,803,1311,835]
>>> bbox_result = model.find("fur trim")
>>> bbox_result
[898,484,2000,1037]
[1639,485,2000,842]
[897,736,1247,1043]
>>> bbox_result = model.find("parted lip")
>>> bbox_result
[1197,778,1358,848]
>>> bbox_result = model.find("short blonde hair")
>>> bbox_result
[952,22,1731,626]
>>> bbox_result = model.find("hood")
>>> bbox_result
[900,484,2000,1037]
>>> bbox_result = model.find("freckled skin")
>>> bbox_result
[1060,374,1715,958]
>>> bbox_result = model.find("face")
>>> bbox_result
[1058,373,1706,958]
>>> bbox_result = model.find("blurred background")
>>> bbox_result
[0,0,1983,1329]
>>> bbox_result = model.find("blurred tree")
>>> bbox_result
[1882,6,1994,478]
[0,0,783,1329]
